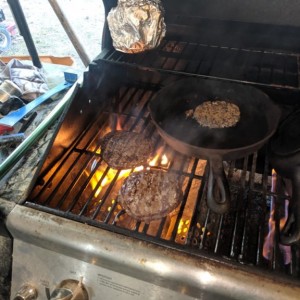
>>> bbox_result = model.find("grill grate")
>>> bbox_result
[26,83,300,279]
[101,39,300,90]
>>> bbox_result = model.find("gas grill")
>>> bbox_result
[5,1,300,299]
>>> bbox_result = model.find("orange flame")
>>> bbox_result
[89,140,170,202]
[88,156,166,198]
[93,116,123,155]
[149,149,169,168]
[149,153,160,167]
[161,154,168,165]
[263,170,291,265]
[134,166,144,172]
[177,219,190,235]
[89,168,117,197]
[116,117,122,131]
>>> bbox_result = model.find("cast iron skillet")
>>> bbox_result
[149,77,281,214]
[270,109,300,245]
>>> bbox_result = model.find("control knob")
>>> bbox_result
[50,278,88,300]
[14,284,38,300]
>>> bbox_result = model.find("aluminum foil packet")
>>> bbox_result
[107,0,166,53]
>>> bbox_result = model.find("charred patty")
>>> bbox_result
[100,131,154,169]
[118,170,182,222]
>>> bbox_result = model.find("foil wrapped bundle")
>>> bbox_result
[107,0,166,53]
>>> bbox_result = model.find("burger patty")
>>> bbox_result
[100,131,154,169]
[186,100,240,128]
[118,170,182,222]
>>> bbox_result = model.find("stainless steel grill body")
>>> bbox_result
[7,205,300,300]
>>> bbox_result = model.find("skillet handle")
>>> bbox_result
[207,157,230,214]
[280,171,300,245]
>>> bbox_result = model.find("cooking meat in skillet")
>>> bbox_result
[100,130,154,169]
[118,170,182,222]
[186,100,240,128]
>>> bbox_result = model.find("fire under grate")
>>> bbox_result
[26,83,300,280]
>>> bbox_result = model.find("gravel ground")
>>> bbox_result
[0,0,105,70]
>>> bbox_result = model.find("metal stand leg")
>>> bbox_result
[7,0,42,68]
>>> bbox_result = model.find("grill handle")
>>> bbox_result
[280,169,300,245]
[207,157,230,214]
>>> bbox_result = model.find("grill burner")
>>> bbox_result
[27,81,299,279]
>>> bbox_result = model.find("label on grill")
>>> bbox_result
[97,274,141,297]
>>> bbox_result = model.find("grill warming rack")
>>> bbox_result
[99,38,300,92]
[26,82,300,281]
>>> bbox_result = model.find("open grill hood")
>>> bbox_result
[102,0,300,51]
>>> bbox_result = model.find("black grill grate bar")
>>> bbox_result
[91,169,122,220]
[104,200,119,223]
[199,204,210,250]
[240,155,260,262]
[162,42,190,71]
[249,153,258,190]
[228,161,239,257]
[291,246,300,277]
[184,44,209,74]
[198,46,222,76]
[81,165,111,216]
[103,39,300,89]
[93,122,159,220]
[128,100,154,132]
[90,110,157,220]
[229,155,250,259]
[115,87,140,115]
[101,151,172,224]
[214,215,224,253]
[282,56,289,87]
[247,153,266,266]
[73,93,155,216]
[76,158,105,215]
[274,201,285,271]
[33,86,153,209]
[142,223,150,234]
[32,114,106,205]
[262,151,270,195]
[169,158,199,242]
[160,41,186,70]
[55,154,96,210]
[118,90,153,128]
[256,224,264,266]
[172,42,190,70]
[26,79,300,279]
[186,166,209,247]
[259,53,276,84]
[102,87,154,139]
[298,56,300,88]
[156,217,167,238]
